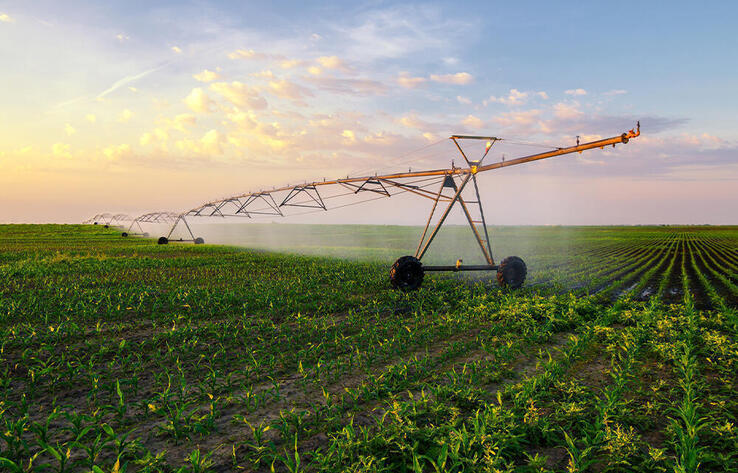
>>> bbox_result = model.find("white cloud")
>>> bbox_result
[210,81,268,109]
[305,76,387,96]
[429,72,474,85]
[457,95,472,105]
[200,129,224,155]
[316,56,348,71]
[140,128,169,148]
[52,143,71,158]
[397,113,425,129]
[118,109,134,123]
[307,66,322,76]
[227,49,265,60]
[537,91,549,100]
[397,72,426,89]
[604,89,627,96]
[280,59,302,69]
[97,65,163,99]
[65,123,76,136]
[171,46,183,54]
[341,129,356,143]
[553,102,583,119]
[115,33,129,41]
[193,69,220,82]
[485,88,529,106]
[0,13,15,23]
[493,109,542,127]
[565,88,587,96]
[103,144,132,161]
[268,79,313,100]
[462,114,484,129]
[184,87,215,113]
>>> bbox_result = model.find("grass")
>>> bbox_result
[0,224,737,472]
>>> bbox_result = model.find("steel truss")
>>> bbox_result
[84,213,132,227]
[125,212,179,236]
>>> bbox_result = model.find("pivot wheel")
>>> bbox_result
[157,236,169,245]
[496,256,527,289]
[121,232,128,237]
[194,237,205,244]
[390,255,424,291]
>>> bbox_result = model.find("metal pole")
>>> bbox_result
[415,178,446,258]
[417,173,472,260]
[457,195,493,265]
[472,174,493,264]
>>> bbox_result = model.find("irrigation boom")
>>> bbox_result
[101,122,641,290]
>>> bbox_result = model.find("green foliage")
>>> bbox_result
[0,224,737,472]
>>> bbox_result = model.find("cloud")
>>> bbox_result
[140,128,169,148]
[537,91,549,100]
[65,123,76,136]
[493,109,542,127]
[429,72,474,85]
[341,129,356,143]
[484,88,529,106]
[307,66,322,76]
[200,129,224,155]
[565,88,587,96]
[553,102,583,119]
[604,89,627,96]
[86,114,97,123]
[193,69,220,82]
[227,49,265,60]
[171,46,183,54]
[103,144,132,161]
[118,109,134,123]
[1,13,15,23]
[462,114,484,129]
[97,65,164,99]
[457,95,471,105]
[397,113,426,130]
[268,79,313,100]
[340,6,469,61]
[396,72,426,89]
[316,56,348,71]
[165,113,197,132]
[280,59,303,69]
[305,76,387,96]
[250,70,275,79]
[52,143,71,158]
[116,33,129,42]
[184,87,215,113]
[210,81,267,109]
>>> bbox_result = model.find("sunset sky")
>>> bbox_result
[1,1,736,224]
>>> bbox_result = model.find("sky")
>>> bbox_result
[1,0,736,225]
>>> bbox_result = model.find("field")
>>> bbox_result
[1,224,737,472]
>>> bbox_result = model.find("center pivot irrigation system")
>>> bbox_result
[101,123,640,290]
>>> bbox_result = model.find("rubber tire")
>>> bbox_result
[390,255,424,291]
[497,256,527,288]
[93,222,98,225]
[143,232,150,238]
[103,225,109,229]
[121,232,128,237]
[157,236,169,245]
[194,237,205,245]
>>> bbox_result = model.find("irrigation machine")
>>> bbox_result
[93,123,640,290]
